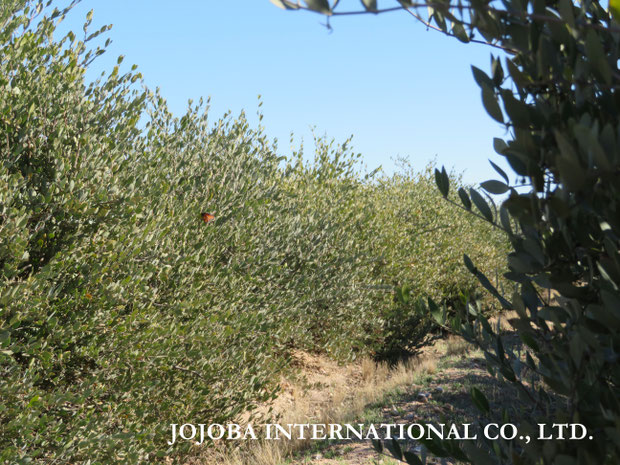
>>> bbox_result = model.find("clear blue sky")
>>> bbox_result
[56,0,512,185]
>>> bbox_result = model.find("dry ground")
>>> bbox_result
[182,314,525,465]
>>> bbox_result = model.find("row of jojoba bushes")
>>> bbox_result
[0,2,507,463]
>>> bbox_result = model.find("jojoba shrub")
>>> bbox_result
[275,0,620,463]
[0,3,285,462]
[362,162,509,360]
[0,1,507,462]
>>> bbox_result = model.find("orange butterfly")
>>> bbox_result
[201,212,215,223]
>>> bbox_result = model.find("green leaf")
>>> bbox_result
[558,0,575,29]
[452,22,469,43]
[492,138,508,155]
[480,180,509,195]
[543,376,571,396]
[403,450,424,465]
[601,291,620,322]
[371,439,383,454]
[434,167,449,198]
[443,441,470,462]
[431,304,445,325]
[499,206,512,233]
[470,387,490,413]
[458,187,472,210]
[491,57,504,85]
[554,131,585,190]
[464,255,512,309]
[462,442,494,465]
[270,0,301,9]
[469,188,494,221]
[500,364,516,381]
[471,66,493,88]
[489,158,509,183]
[388,438,403,460]
[419,437,449,457]
[361,0,377,11]
[481,85,504,123]
[506,59,531,87]
[478,271,513,309]
[501,89,530,128]
[27,395,40,408]
[520,331,539,351]
[496,335,505,360]
[395,285,410,304]
[463,254,476,273]
[303,0,331,13]
[585,29,612,84]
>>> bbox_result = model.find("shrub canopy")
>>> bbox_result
[275,0,620,464]
[0,2,507,462]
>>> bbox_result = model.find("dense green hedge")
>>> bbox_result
[0,2,507,462]
[287,0,620,464]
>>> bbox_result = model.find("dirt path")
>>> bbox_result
[288,340,499,465]
[198,329,521,465]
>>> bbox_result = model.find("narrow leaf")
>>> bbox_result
[434,167,449,198]
[481,85,504,123]
[471,66,493,88]
[404,450,424,465]
[303,0,331,13]
[470,387,490,413]
[390,438,403,460]
[361,0,378,11]
[458,187,472,210]
[469,188,494,221]
[489,159,509,183]
[371,439,383,454]
[463,254,476,273]
[480,180,509,195]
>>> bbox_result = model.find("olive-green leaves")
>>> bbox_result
[432,0,620,459]
[386,438,403,460]
[270,1,620,465]
[434,166,449,198]
[0,3,510,461]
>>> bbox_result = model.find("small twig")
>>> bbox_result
[443,196,508,232]
[414,224,452,235]
[302,5,407,16]
[404,7,519,54]
[172,364,206,380]
[290,2,620,35]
